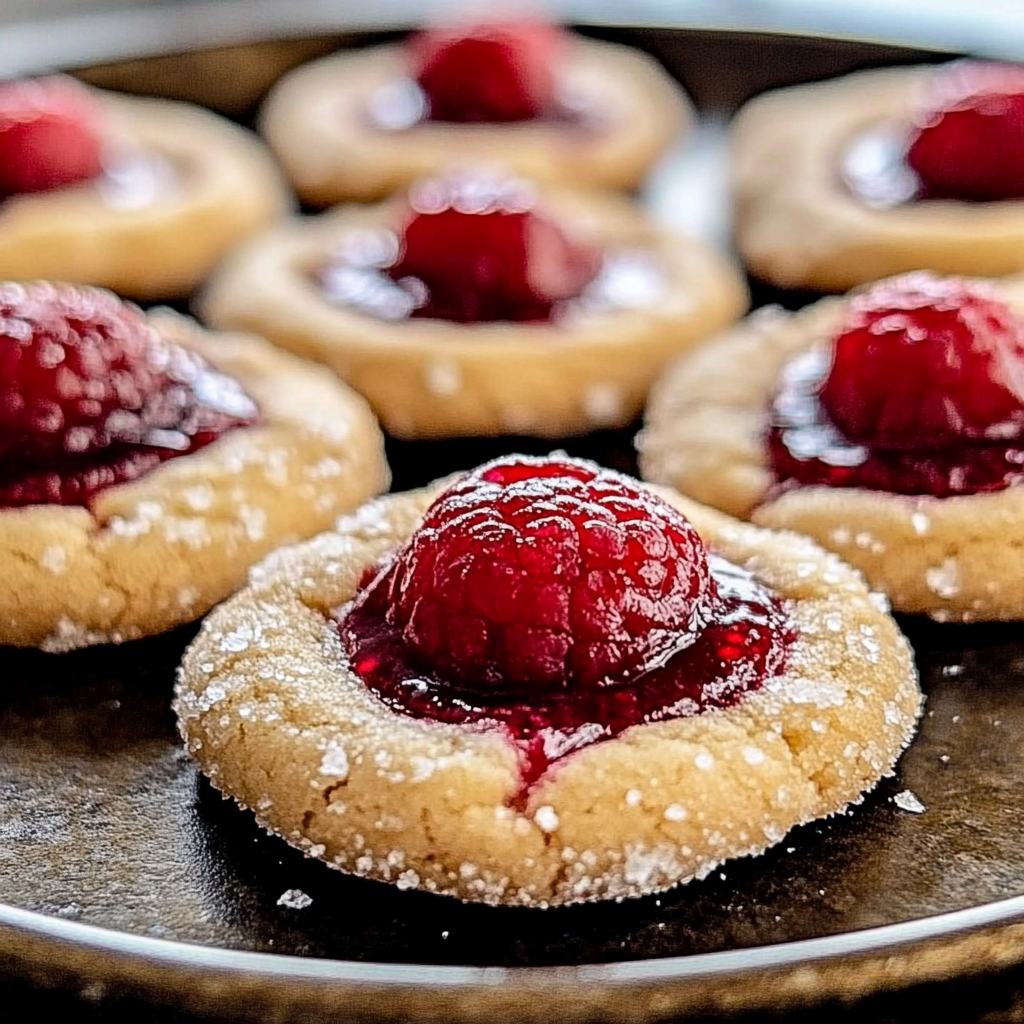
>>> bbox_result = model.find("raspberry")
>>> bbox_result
[906,62,1024,201]
[0,77,105,199]
[408,20,563,123]
[0,448,166,509]
[818,273,1024,449]
[369,454,716,696]
[0,281,258,508]
[388,173,600,323]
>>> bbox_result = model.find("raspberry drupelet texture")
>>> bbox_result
[820,273,1024,446]
[0,77,105,199]
[379,455,716,695]
[0,281,258,508]
[907,62,1024,202]
[769,272,1024,496]
[408,20,564,123]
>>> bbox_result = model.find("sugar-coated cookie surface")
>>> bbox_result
[199,187,747,439]
[733,65,1024,291]
[0,312,388,651]
[176,480,920,908]
[259,37,691,204]
[640,277,1024,621]
[0,91,290,300]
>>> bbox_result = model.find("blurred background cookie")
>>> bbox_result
[259,18,692,204]
[200,169,747,439]
[0,76,290,300]
[733,62,1024,291]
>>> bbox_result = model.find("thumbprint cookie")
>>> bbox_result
[177,455,920,907]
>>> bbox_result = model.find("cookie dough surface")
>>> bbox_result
[733,65,1024,291]
[640,277,1024,620]
[0,91,291,300]
[0,312,389,651]
[200,188,748,439]
[176,481,920,908]
[260,37,691,204]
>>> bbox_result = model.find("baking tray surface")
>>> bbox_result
[2,16,1024,1023]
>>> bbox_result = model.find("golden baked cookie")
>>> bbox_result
[258,24,691,204]
[0,286,388,651]
[733,63,1024,291]
[199,174,748,439]
[640,271,1024,620]
[176,455,920,908]
[0,78,290,300]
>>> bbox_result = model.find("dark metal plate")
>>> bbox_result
[4,14,1024,1024]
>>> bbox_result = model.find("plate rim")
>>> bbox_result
[5,886,1024,1022]
[5,889,1024,985]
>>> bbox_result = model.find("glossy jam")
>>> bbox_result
[0,429,226,508]
[319,227,666,325]
[339,554,792,798]
[768,349,1024,497]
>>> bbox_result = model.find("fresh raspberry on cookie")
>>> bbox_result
[373,454,715,695]
[0,77,105,198]
[0,285,389,651]
[389,174,601,323]
[642,268,1024,620]
[767,273,1024,498]
[408,20,564,123]
[907,62,1024,202]
[819,272,1024,448]
[0,281,257,507]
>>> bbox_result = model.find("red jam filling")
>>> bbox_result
[0,77,105,199]
[319,173,603,324]
[408,21,565,124]
[0,282,258,509]
[339,456,793,796]
[768,273,1024,497]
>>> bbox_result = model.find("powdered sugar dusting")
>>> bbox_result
[663,803,688,822]
[40,617,140,654]
[320,742,350,779]
[276,888,313,909]
[582,383,624,426]
[423,359,461,397]
[893,790,926,814]
[39,545,68,574]
[534,805,560,833]
[925,558,960,599]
